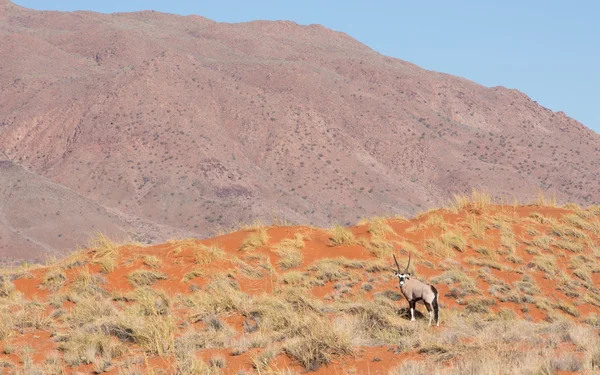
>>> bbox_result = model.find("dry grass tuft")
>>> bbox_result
[274,234,305,269]
[328,226,355,246]
[450,189,491,213]
[466,215,487,239]
[474,246,497,261]
[425,238,453,258]
[308,260,348,282]
[233,257,265,279]
[529,212,556,225]
[364,235,395,258]
[89,233,121,273]
[441,232,467,252]
[536,191,557,207]
[142,255,162,269]
[282,271,306,285]
[530,254,559,276]
[182,269,204,283]
[195,244,226,264]
[555,238,584,253]
[240,228,270,252]
[127,270,168,287]
[529,235,554,250]
[561,214,600,234]
[282,313,353,371]
[424,213,447,229]
[367,217,395,237]
[41,267,67,292]
[551,223,588,239]
[555,301,580,317]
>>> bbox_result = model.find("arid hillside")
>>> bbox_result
[0,160,188,261]
[1,0,599,254]
[1,195,599,374]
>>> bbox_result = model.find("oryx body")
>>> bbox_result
[393,254,439,326]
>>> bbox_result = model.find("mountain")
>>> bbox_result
[1,1,599,260]
[0,160,185,262]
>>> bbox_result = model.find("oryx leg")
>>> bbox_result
[409,300,416,322]
[424,301,433,326]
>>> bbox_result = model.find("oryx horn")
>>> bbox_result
[393,254,401,273]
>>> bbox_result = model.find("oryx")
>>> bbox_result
[393,253,439,326]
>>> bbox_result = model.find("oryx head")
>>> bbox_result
[393,253,411,286]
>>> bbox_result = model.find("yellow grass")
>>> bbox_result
[535,191,558,207]
[89,233,120,273]
[367,217,396,237]
[466,215,487,239]
[195,244,226,264]
[240,227,270,252]
[449,189,491,213]
[328,226,355,246]
[4,199,600,373]
[274,234,305,269]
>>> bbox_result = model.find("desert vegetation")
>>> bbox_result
[0,197,599,374]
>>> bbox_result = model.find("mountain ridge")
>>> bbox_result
[0,2,599,260]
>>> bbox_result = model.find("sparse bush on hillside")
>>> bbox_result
[0,275,17,299]
[498,225,518,256]
[281,271,305,285]
[182,269,204,283]
[69,267,108,297]
[525,246,541,255]
[432,269,480,297]
[464,297,496,314]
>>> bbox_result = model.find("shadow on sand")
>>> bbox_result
[397,307,426,321]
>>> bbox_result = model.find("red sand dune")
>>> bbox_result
[1,200,599,374]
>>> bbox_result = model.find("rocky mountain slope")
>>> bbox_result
[0,160,185,261]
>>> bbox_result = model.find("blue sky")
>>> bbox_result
[14,0,600,133]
